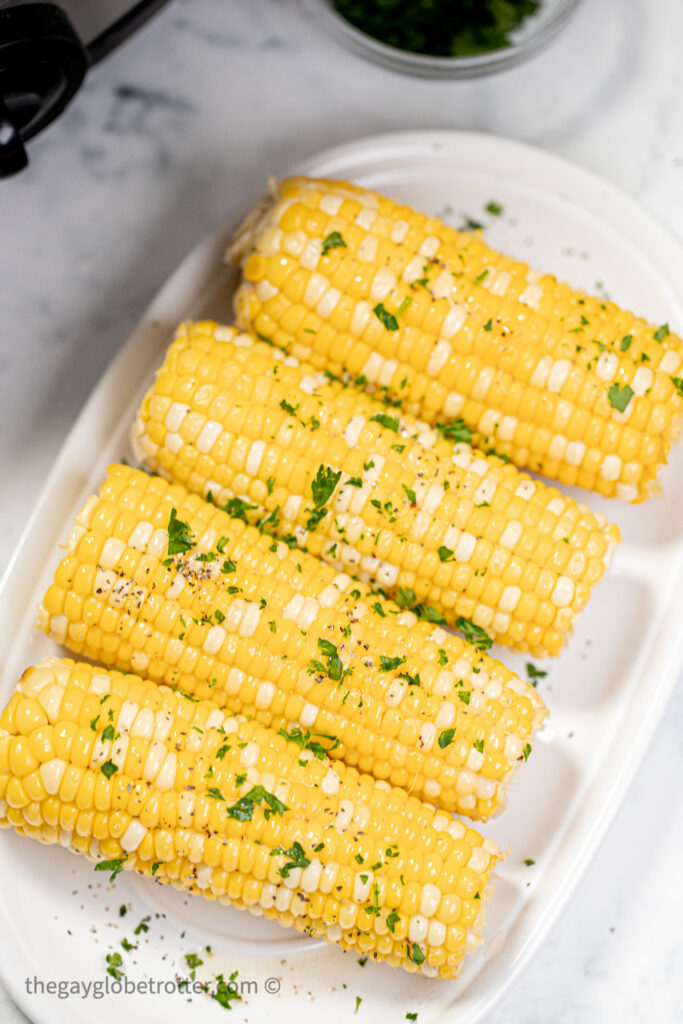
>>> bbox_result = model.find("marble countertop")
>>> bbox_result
[1,0,682,1021]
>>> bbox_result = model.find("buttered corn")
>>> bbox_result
[0,657,502,978]
[230,176,683,501]
[38,464,547,820]
[131,321,619,657]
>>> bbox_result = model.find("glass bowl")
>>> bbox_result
[300,0,583,79]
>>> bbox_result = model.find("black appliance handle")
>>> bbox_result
[0,0,170,178]
[87,0,171,65]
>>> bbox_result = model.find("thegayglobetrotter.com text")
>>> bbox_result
[24,975,281,999]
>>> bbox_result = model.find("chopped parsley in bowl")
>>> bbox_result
[302,0,582,78]
[332,0,542,58]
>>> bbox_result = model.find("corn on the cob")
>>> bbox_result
[131,320,619,657]
[0,656,502,978]
[38,464,547,820]
[230,176,683,502]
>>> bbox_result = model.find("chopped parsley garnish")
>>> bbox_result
[400,670,421,687]
[279,398,300,416]
[257,507,280,534]
[526,662,547,681]
[437,648,449,666]
[607,383,634,412]
[438,728,456,748]
[473,738,484,753]
[101,724,115,741]
[671,376,683,398]
[436,418,473,444]
[395,295,413,318]
[106,952,124,980]
[379,654,406,672]
[226,785,288,822]
[386,909,401,933]
[321,230,347,257]
[370,412,400,433]
[100,760,118,779]
[215,743,230,760]
[654,323,670,342]
[486,200,503,216]
[308,637,351,682]
[372,601,386,617]
[483,318,492,331]
[473,268,489,286]
[214,973,242,1010]
[455,616,493,649]
[620,334,633,352]
[196,551,217,562]
[222,496,256,523]
[216,535,229,553]
[271,841,311,878]
[523,743,532,761]
[279,725,341,760]
[354,996,363,1014]
[373,297,411,331]
[168,684,199,702]
[185,952,204,980]
[221,558,236,574]
[396,585,417,609]
[306,464,342,530]
[166,507,195,556]
[407,943,425,965]
[373,302,399,331]
[457,690,471,705]
[266,476,275,495]
[95,855,127,882]
[437,545,453,562]
[207,787,225,801]
[486,448,510,462]
[402,483,417,504]
[395,585,447,625]
[524,858,535,866]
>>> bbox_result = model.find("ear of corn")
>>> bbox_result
[38,464,547,821]
[0,656,502,978]
[131,320,619,658]
[230,176,683,502]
